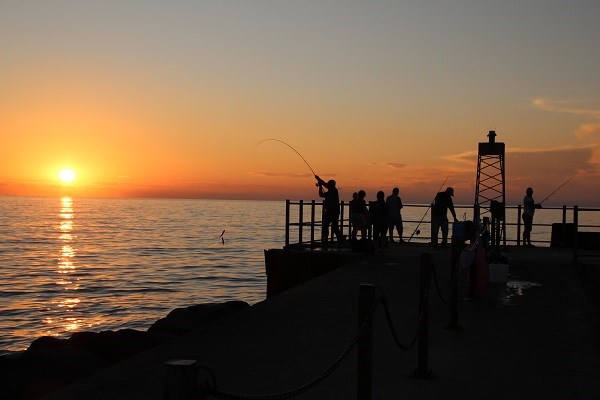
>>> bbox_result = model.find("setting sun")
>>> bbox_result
[58,169,76,183]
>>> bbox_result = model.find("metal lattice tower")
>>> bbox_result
[474,130,506,248]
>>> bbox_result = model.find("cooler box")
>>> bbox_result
[452,221,473,240]
[488,263,509,283]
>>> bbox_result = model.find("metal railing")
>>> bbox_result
[284,200,600,256]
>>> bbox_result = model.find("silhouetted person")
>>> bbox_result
[431,186,457,248]
[350,190,368,240]
[371,191,388,250]
[315,175,343,245]
[522,187,542,247]
[386,187,404,243]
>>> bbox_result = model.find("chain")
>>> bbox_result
[199,278,438,399]
[431,261,460,304]
[377,277,431,352]
[201,298,380,400]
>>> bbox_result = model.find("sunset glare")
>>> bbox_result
[58,169,76,184]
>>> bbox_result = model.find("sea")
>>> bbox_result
[1,196,598,354]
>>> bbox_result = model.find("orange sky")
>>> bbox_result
[1,2,599,206]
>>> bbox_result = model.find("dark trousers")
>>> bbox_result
[322,211,341,242]
[431,214,449,246]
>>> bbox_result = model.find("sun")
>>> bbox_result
[58,168,76,183]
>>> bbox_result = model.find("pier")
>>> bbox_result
[43,242,599,399]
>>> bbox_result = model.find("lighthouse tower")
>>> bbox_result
[474,130,506,248]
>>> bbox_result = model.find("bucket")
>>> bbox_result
[488,263,509,283]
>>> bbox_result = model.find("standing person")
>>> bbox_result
[315,175,343,245]
[522,187,542,247]
[350,190,368,240]
[431,186,458,248]
[386,187,404,243]
[371,191,388,250]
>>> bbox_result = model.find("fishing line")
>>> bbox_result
[255,138,316,176]
[539,175,575,205]
[407,170,453,243]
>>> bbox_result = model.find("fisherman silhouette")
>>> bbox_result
[386,187,404,243]
[350,190,368,240]
[315,175,343,246]
[431,186,458,248]
[371,191,388,250]
[522,187,542,247]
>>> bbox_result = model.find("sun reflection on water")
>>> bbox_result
[54,197,81,332]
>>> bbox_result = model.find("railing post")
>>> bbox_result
[339,200,345,237]
[298,200,304,246]
[321,203,326,245]
[285,200,290,248]
[516,205,522,247]
[164,359,198,400]
[357,284,375,400]
[562,205,567,248]
[414,253,433,378]
[310,200,316,246]
[573,206,579,262]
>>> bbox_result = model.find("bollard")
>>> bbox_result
[164,359,198,400]
[357,284,375,400]
[414,253,434,378]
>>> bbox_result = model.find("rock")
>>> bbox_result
[148,300,250,337]
[69,329,160,364]
[0,301,249,399]
[1,337,107,400]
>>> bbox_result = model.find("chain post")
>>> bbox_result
[414,253,434,378]
[164,359,199,400]
[357,284,375,400]
[448,237,462,330]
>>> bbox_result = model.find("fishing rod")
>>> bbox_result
[407,170,453,243]
[255,138,317,177]
[539,175,575,205]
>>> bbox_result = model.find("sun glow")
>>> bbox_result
[58,168,76,183]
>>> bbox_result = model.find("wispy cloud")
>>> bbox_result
[249,171,312,178]
[367,162,407,169]
[575,123,600,138]
[531,98,600,139]
[531,98,600,119]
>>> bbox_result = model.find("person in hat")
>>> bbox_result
[431,186,458,248]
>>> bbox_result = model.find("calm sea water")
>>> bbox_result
[1,196,598,354]
[0,197,285,354]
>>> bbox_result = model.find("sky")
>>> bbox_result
[1,1,599,206]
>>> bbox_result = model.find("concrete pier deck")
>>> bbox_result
[44,244,600,400]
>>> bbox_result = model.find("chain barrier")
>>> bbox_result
[191,273,439,399]
[200,297,381,400]
[376,277,431,352]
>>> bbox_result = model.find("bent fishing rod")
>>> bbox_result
[407,171,453,243]
[539,175,575,205]
[255,138,317,177]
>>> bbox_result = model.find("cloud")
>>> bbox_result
[531,97,600,119]
[367,162,407,169]
[443,150,477,168]
[249,171,312,178]
[531,98,600,140]
[575,123,600,138]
